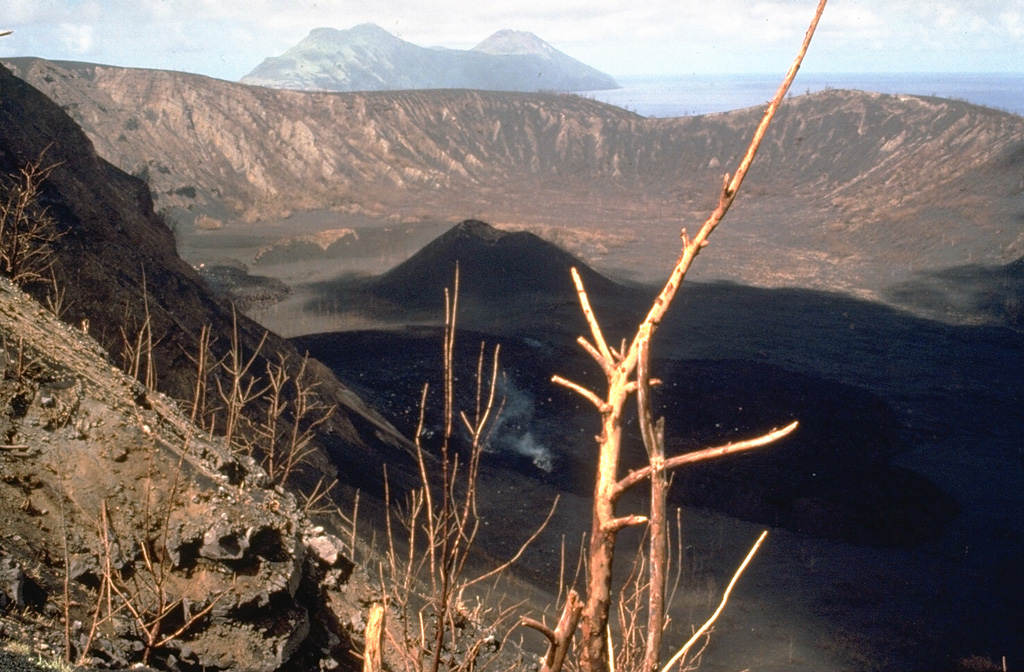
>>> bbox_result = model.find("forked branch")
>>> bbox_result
[521,589,583,672]
[613,420,800,500]
[551,374,608,412]
[571,267,615,372]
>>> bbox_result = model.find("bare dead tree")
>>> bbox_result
[0,150,63,287]
[380,268,557,672]
[259,352,335,484]
[214,308,268,451]
[530,2,829,670]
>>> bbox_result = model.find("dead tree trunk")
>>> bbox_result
[549,2,828,670]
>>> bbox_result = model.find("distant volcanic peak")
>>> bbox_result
[295,24,402,54]
[416,219,541,261]
[440,220,572,258]
[472,29,556,57]
[307,24,389,40]
[305,26,344,41]
[346,23,394,38]
[241,23,617,92]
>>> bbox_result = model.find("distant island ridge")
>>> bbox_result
[240,23,619,93]
[584,72,1024,118]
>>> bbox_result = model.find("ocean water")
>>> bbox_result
[582,72,1024,118]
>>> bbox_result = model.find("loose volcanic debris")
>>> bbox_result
[0,276,372,671]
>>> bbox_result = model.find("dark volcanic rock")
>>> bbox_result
[648,358,958,548]
[295,323,959,549]
[885,254,1024,328]
[0,276,372,671]
[368,219,620,308]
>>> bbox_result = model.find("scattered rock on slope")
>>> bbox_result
[0,276,371,670]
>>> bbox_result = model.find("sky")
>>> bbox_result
[1,0,1022,81]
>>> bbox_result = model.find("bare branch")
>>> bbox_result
[637,326,669,672]
[614,421,799,499]
[571,267,615,371]
[520,617,558,646]
[624,377,660,396]
[636,325,661,462]
[577,335,610,371]
[363,602,386,672]
[0,150,63,287]
[551,374,609,412]
[620,0,829,377]
[661,531,769,672]
[462,494,560,589]
[602,515,649,534]
[522,589,583,672]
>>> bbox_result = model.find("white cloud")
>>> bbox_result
[58,23,93,54]
[2,0,71,24]
[1002,9,1024,38]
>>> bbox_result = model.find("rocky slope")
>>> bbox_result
[0,275,371,670]
[0,54,508,672]
[239,23,618,93]
[5,57,1023,298]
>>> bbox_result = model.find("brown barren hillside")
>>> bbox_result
[5,58,1024,298]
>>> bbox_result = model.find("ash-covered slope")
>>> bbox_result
[2,57,643,223]
[240,23,617,93]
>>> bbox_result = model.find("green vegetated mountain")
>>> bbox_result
[239,23,618,93]
[5,56,1023,306]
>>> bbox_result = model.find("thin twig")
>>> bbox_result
[660,531,768,672]
[463,494,559,589]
